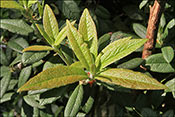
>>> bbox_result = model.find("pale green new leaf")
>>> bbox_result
[54,21,76,46]
[17,65,88,92]
[66,20,94,70]
[23,45,54,52]
[95,68,167,90]
[64,85,83,116]
[161,46,174,63]
[36,24,53,45]
[0,0,24,10]
[96,38,147,70]
[43,4,59,39]
[79,8,98,58]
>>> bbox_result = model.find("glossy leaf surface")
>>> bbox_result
[95,68,167,90]
[18,65,88,92]
[79,8,98,57]
[23,45,54,52]
[43,4,59,39]
[96,38,147,70]
[0,19,33,35]
[64,85,83,116]
[66,20,94,70]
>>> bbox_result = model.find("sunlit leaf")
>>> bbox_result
[54,21,76,46]
[64,85,83,116]
[43,4,59,39]
[79,8,98,58]
[165,78,175,92]
[0,0,24,10]
[66,20,94,70]
[18,65,88,92]
[23,45,54,52]
[96,38,147,70]
[95,68,167,90]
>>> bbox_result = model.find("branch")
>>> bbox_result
[142,0,166,59]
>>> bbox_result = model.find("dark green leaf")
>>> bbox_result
[64,85,84,116]
[145,53,175,73]
[10,54,22,66]
[141,108,157,117]
[22,51,49,65]
[117,58,144,69]
[161,46,174,63]
[18,66,32,88]
[133,23,146,38]
[7,80,18,91]
[98,33,111,52]
[0,68,11,97]
[8,37,29,53]
[0,19,33,35]
[163,110,174,117]
[0,48,9,65]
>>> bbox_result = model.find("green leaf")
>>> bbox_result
[145,53,175,73]
[0,19,33,35]
[141,108,157,117]
[79,8,98,58]
[36,24,53,45]
[64,85,83,116]
[0,48,9,66]
[23,45,54,52]
[162,110,174,117]
[0,0,24,10]
[139,0,148,9]
[0,92,15,104]
[7,80,18,91]
[133,23,146,38]
[96,38,147,70]
[28,0,37,8]
[82,96,94,113]
[117,58,144,69]
[57,0,80,19]
[8,37,29,53]
[17,65,88,92]
[24,95,45,109]
[0,67,11,97]
[95,68,167,90]
[43,4,59,39]
[18,66,32,88]
[165,78,175,92]
[54,21,76,46]
[161,46,174,63]
[22,51,49,65]
[10,54,22,66]
[98,33,111,52]
[66,20,94,70]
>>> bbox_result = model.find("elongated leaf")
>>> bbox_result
[0,19,33,35]
[8,37,29,53]
[22,51,49,65]
[79,8,98,58]
[0,0,24,10]
[133,23,146,38]
[64,85,83,116]
[117,58,144,69]
[66,20,94,70]
[54,21,76,46]
[95,68,167,90]
[17,65,88,92]
[18,66,32,88]
[0,67,11,97]
[43,4,59,39]
[82,96,94,113]
[146,54,175,73]
[139,0,148,9]
[0,92,15,104]
[36,24,53,45]
[23,45,54,52]
[96,38,147,70]
[0,48,9,66]
[161,46,174,63]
